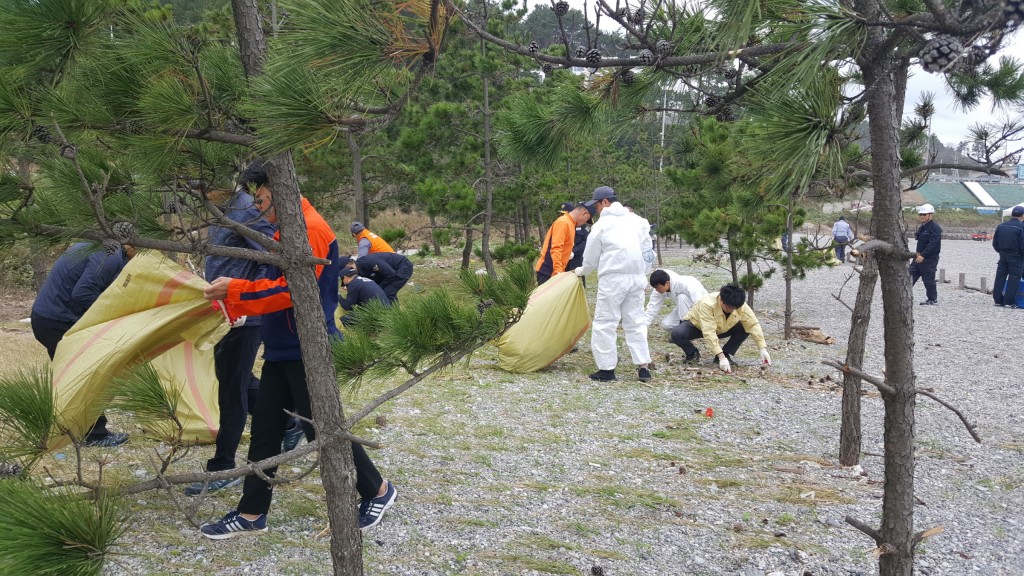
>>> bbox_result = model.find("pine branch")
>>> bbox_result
[915,387,982,443]
[822,359,896,397]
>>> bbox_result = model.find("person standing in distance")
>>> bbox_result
[575,186,654,382]
[910,203,942,306]
[535,202,593,285]
[832,216,853,262]
[351,221,395,257]
[992,205,1024,308]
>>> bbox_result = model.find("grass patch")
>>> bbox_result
[687,446,751,469]
[695,477,749,489]
[570,483,680,509]
[485,553,579,575]
[651,418,702,441]
[768,483,856,505]
[619,447,684,461]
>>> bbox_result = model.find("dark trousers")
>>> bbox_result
[993,255,1024,306]
[670,320,748,359]
[834,241,846,261]
[30,311,110,439]
[536,271,550,286]
[238,359,383,516]
[380,277,410,304]
[909,258,938,302]
[206,326,262,472]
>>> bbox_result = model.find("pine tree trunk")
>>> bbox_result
[839,253,877,465]
[429,214,441,256]
[783,198,794,340]
[480,73,495,278]
[862,35,917,576]
[231,3,363,574]
[266,157,364,576]
[461,225,474,270]
[347,131,368,226]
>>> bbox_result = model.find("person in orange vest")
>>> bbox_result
[534,202,594,285]
[351,221,395,257]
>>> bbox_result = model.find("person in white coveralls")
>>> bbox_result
[575,186,654,383]
[644,269,709,331]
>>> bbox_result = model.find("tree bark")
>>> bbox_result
[429,213,441,255]
[783,195,795,340]
[231,0,266,78]
[860,16,917,573]
[461,224,474,270]
[266,158,363,575]
[346,131,368,226]
[480,75,495,277]
[839,253,878,465]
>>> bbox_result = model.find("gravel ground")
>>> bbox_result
[101,239,1023,576]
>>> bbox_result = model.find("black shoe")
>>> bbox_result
[1009,304,1022,309]
[83,432,129,447]
[683,351,701,364]
[589,369,616,381]
[638,367,652,382]
[919,300,937,306]
[994,302,1005,307]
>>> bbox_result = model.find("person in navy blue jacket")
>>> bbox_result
[354,251,413,304]
[185,175,278,496]
[31,241,135,447]
[992,205,1024,308]
[338,260,391,326]
[910,203,942,305]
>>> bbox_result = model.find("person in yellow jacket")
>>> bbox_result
[534,202,593,285]
[351,221,395,257]
[670,283,771,373]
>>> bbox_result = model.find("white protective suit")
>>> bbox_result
[579,202,655,370]
[644,271,708,331]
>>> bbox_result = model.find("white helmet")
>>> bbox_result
[916,203,935,214]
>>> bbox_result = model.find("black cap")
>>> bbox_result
[238,160,268,189]
[1012,205,1024,217]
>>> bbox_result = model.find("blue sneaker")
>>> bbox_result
[282,421,305,452]
[83,432,129,447]
[184,476,243,496]
[200,510,267,540]
[359,481,397,529]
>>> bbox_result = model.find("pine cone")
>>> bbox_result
[656,39,673,55]
[586,49,602,65]
[723,67,737,79]
[616,7,629,19]
[59,143,77,160]
[638,49,654,66]
[554,0,569,17]
[0,462,21,478]
[620,69,635,86]
[715,107,736,122]
[919,35,963,73]
[528,40,539,55]
[542,63,553,74]
[112,221,136,242]
[575,46,586,59]
[31,124,53,144]
[632,8,645,24]
[102,238,121,255]
[1005,0,1024,24]
[704,95,721,108]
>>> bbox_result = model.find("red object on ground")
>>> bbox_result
[704,407,714,418]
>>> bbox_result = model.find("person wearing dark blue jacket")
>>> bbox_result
[31,242,135,447]
[355,251,413,304]
[992,205,1024,308]
[910,203,942,305]
[339,263,391,326]
[185,179,278,496]
[200,163,395,539]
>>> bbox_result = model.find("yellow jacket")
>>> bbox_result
[683,292,766,356]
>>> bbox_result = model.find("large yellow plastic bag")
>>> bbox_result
[50,251,227,448]
[494,271,591,373]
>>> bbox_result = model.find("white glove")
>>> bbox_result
[760,348,771,365]
[574,267,585,277]
[718,357,732,374]
[230,315,248,328]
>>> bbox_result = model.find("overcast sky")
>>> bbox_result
[522,0,1023,147]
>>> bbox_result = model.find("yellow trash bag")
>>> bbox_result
[494,271,591,373]
[50,251,227,449]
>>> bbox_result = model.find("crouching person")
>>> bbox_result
[669,283,771,374]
